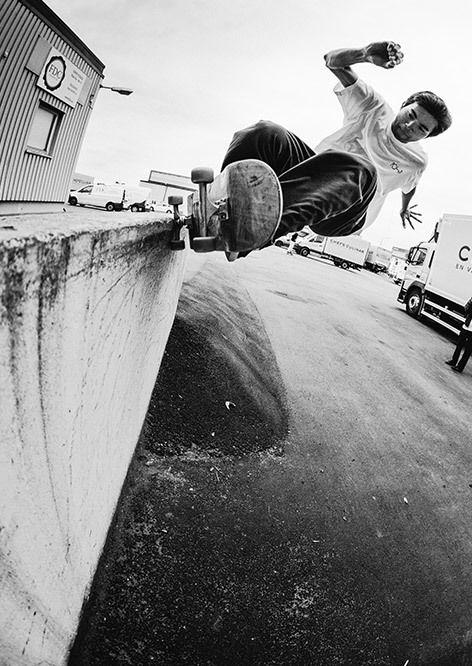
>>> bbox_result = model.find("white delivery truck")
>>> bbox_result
[389,256,408,284]
[397,213,472,335]
[295,232,370,270]
[387,246,408,284]
[364,245,392,273]
[68,183,126,211]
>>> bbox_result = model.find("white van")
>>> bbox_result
[274,225,312,248]
[68,183,126,211]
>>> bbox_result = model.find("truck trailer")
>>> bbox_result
[294,233,370,270]
[397,213,472,335]
[364,245,392,273]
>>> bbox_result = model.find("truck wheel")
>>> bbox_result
[106,202,115,212]
[69,197,77,206]
[274,240,283,247]
[406,288,422,318]
[340,261,349,270]
[300,247,309,257]
[130,204,139,212]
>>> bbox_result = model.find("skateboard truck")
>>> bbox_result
[168,195,185,251]
[168,159,281,260]
[168,167,220,253]
[189,167,217,252]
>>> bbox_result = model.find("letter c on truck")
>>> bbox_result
[459,245,470,262]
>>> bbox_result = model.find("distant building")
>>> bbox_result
[70,172,94,190]
[1,0,104,214]
[140,170,196,206]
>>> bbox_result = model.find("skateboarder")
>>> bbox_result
[221,41,451,249]
[445,297,472,373]
[317,40,452,231]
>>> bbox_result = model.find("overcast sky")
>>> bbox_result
[47,0,470,249]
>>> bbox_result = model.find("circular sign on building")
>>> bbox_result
[42,55,66,91]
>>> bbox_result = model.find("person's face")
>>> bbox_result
[391,102,438,143]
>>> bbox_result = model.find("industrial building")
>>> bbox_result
[0,0,104,214]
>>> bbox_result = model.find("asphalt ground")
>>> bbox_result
[70,248,472,666]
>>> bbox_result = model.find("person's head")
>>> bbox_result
[391,91,452,143]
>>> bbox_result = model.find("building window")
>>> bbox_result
[27,101,62,155]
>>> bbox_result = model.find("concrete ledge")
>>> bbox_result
[0,202,68,215]
[0,211,187,664]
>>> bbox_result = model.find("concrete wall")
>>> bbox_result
[0,210,187,664]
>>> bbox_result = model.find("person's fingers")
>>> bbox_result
[388,42,402,54]
[387,42,404,66]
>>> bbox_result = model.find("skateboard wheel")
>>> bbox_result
[191,167,214,184]
[168,195,183,205]
[170,239,186,251]
[192,236,217,252]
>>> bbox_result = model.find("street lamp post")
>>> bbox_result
[99,85,133,96]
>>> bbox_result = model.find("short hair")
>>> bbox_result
[401,91,452,137]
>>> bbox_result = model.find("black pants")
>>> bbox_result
[451,329,472,372]
[221,120,378,242]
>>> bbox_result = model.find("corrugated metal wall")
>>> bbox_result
[0,0,104,203]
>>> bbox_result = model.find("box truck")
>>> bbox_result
[397,213,472,335]
[294,232,370,270]
[388,246,409,284]
[389,256,407,284]
[364,245,392,273]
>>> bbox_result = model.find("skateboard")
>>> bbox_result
[168,159,282,262]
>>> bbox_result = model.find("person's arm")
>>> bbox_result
[324,41,403,88]
[400,189,423,229]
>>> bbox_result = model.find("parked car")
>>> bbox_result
[145,201,173,215]
[128,201,147,212]
[123,187,152,212]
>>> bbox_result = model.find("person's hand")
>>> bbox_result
[400,204,422,229]
[365,41,404,69]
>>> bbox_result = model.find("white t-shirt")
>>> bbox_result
[315,79,428,229]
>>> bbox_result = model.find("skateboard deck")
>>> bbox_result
[188,159,282,259]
